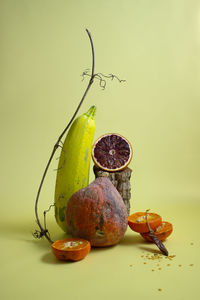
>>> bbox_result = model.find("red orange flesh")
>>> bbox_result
[52,238,91,261]
[128,212,162,233]
[92,133,133,172]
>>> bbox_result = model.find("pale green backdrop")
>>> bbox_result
[0,0,200,299]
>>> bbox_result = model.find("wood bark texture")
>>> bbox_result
[93,165,132,215]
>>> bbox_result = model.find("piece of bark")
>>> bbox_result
[93,165,132,215]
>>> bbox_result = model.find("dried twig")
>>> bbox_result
[34,29,96,244]
[82,69,126,89]
[145,209,168,256]
[43,204,55,232]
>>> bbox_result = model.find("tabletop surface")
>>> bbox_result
[1,202,199,300]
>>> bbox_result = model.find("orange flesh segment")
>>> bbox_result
[53,239,89,251]
[60,241,83,250]
[155,222,166,232]
[155,221,172,233]
[136,214,156,223]
[128,212,160,223]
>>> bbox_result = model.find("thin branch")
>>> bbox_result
[44,204,55,232]
[145,209,168,256]
[34,29,96,244]
[96,73,126,83]
[81,69,126,89]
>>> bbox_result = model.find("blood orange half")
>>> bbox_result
[92,133,133,172]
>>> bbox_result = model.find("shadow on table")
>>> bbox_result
[41,252,76,264]
[1,218,162,263]
[120,233,144,245]
[120,233,161,255]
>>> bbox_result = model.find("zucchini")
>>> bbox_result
[54,105,96,232]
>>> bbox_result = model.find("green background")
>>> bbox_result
[0,0,200,299]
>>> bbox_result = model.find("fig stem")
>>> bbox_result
[34,29,96,244]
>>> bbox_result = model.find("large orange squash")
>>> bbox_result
[66,177,128,247]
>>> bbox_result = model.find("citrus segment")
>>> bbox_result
[92,133,132,172]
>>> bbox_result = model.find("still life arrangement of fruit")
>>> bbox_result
[33,29,173,262]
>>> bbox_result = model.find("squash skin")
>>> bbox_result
[66,177,128,247]
[54,106,96,232]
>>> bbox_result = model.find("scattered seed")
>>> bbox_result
[189,264,194,267]
[178,264,182,267]
[190,242,194,245]
[166,255,176,260]
[167,264,171,266]
[152,269,155,271]
[158,288,162,292]
[144,262,147,264]
[158,267,162,270]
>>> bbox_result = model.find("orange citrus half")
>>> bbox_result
[52,238,91,261]
[140,221,173,242]
[128,212,162,233]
